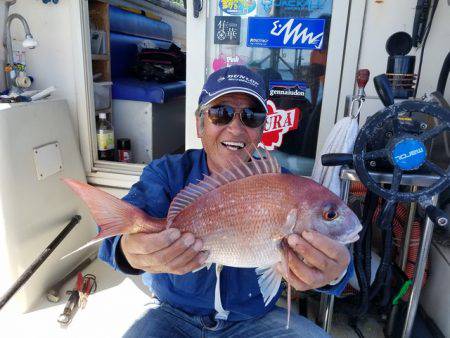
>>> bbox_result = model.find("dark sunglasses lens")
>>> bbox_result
[241,108,266,128]
[208,105,234,125]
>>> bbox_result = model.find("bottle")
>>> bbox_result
[97,113,115,161]
[117,138,132,163]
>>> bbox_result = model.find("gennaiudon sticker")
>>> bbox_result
[269,81,308,98]
[259,100,301,150]
[218,0,257,16]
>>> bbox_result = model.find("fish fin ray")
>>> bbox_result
[282,209,298,235]
[256,265,282,306]
[62,178,163,241]
[166,147,280,223]
[192,262,213,273]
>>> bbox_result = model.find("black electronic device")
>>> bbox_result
[385,32,416,99]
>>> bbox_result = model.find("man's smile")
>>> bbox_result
[221,141,246,151]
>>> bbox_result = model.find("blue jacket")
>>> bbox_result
[99,149,353,321]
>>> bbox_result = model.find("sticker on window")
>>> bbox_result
[260,100,301,150]
[269,81,308,98]
[260,0,326,14]
[247,17,325,49]
[212,53,247,71]
[214,16,241,45]
[218,0,257,16]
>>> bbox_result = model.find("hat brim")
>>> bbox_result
[201,88,268,114]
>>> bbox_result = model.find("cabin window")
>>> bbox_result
[83,0,187,180]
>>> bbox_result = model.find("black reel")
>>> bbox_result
[323,100,450,229]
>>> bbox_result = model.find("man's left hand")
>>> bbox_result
[276,230,350,291]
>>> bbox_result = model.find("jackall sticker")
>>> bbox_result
[247,17,325,49]
[218,0,257,16]
[269,81,307,98]
[260,0,326,14]
[214,16,241,45]
[259,100,301,150]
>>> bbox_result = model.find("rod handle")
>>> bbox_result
[374,74,395,107]
[356,69,370,89]
[321,153,354,167]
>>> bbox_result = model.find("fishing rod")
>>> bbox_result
[0,215,81,311]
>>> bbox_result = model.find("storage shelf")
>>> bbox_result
[95,107,112,113]
[92,54,109,61]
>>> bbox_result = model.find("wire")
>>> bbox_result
[348,317,365,338]
[414,0,439,98]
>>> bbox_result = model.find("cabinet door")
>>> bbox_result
[186,0,350,175]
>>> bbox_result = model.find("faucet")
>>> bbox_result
[4,13,37,93]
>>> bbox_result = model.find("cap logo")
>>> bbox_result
[217,76,226,83]
[225,74,259,87]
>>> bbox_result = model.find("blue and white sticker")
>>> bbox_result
[391,138,427,171]
[247,17,325,49]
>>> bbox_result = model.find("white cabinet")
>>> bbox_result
[112,98,186,164]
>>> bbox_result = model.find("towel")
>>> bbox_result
[311,116,359,197]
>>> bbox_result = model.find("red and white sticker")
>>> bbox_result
[259,100,301,150]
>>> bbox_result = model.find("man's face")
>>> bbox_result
[196,93,265,173]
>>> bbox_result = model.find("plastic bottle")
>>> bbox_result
[97,113,115,161]
[117,138,132,163]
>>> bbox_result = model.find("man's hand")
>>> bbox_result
[276,230,350,291]
[120,228,209,275]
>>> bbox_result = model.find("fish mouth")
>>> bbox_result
[339,224,363,244]
[221,141,246,151]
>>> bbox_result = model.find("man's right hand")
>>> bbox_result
[120,228,209,275]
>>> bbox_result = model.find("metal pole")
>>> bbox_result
[386,187,417,336]
[319,294,335,332]
[401,195,438,338]
[400,186,418,270]
[0,215,81,310]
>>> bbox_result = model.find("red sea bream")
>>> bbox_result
[63,150,362,327]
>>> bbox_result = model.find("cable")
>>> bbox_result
[414,0,439,97]
[348,317,365,338]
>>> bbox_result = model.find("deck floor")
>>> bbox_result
[1,259,384,337]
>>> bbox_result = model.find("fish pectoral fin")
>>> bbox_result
[282,209,298,235]
[255,265,282,306]
[192,263,213,273]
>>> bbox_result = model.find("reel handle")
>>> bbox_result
[321,153,354,166]
[425,205,449,229]
[356,69,370,90]
[373,74,395,107]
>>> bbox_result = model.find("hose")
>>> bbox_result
[436,52,450,95]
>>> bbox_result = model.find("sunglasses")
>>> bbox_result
[204,105,266,129]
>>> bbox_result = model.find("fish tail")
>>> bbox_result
[62,178,165,242]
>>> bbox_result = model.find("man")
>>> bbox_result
[99,65,351,337]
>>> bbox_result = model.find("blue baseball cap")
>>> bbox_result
[198,65,268,113]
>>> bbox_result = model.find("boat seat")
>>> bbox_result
[109,6,186,103]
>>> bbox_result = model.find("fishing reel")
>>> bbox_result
[322,74,450,231]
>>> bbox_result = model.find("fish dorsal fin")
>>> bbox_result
[166,147,280,225]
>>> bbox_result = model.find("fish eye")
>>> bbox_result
[322,204,339,221]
